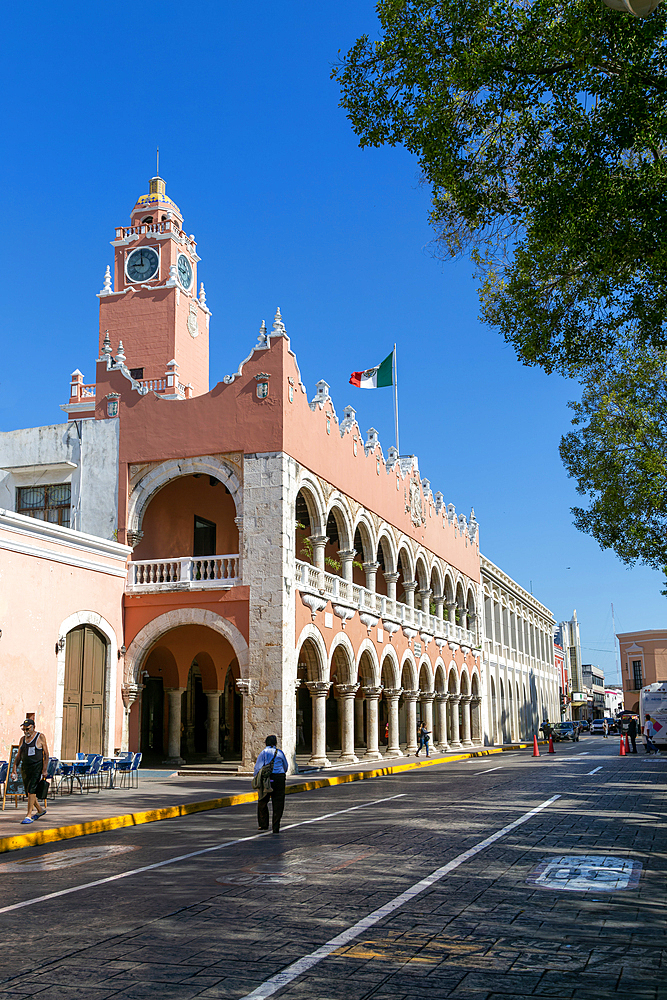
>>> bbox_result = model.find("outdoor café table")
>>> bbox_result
[59,759,89,794]
[103,758,120,789]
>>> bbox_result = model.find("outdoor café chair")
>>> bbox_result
[128,751,142,788]
[83,754,103,793]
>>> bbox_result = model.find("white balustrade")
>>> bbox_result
[127,554,239,591]
[295,559,478,647]
[81,384,96,397]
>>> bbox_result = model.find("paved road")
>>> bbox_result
[0,738,664,999]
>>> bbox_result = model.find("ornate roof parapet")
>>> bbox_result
[458,512,468,535]
[447,503,457,525]
[310,380,336,418]
[270,307,287,339]
[421,478,433,503]
[364,427,381,456]
[399,455,418,476]
[99,265,113,296]
[468,509,478,542]
[114,341,127,366]
[256,320,268,348]
[339,405,356,436]
[386,445,399,471]
[198,282,206,307]
[434,491,444,513]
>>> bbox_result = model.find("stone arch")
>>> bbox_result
[55,610,120,760]
[295,479,327,542]
[296,624,328,682]
[352,513,376,565]
[429,561,444,599]
[447,664,459,694]
[444,572,455,603]
[400,651,418,690]
[125,609,249,689]
[460,667,471,696]
[418,657,434,692]
[326,497,353,552]
[396,541,414,584]
[128,456,242,538]
[356,640,380,686]
[466,586,477,619]
[414,554,429,593]
[434,660,447,693]
[376,527,397,574]
[329,631,356,684]
[471,669,481,697]
[380,646,400,689]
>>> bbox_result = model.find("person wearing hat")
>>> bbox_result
[10,719,49,824]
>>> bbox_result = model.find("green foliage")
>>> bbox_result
[559,348,667,589]
[334,0,667,375]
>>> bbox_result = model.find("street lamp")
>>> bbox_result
[603,0,663,16]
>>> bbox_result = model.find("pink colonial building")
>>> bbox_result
[1,175,560,769]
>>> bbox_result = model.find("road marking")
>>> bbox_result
[577,752,590,756]
[474,766,503,775]
[587,766,603,775]
[239,793,561,1000]
[527,855,642,891]
[0,844,139,873]
[0,793,405,914]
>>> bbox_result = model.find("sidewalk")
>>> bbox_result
[0,741,535,853]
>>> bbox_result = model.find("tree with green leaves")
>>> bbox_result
[334,0,667,376]
[335,0,667,584]
[560,349,667,588]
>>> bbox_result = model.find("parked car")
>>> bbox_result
[550,721,580,742]
[578,720,590,732]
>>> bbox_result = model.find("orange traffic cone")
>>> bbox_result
[619,736,626,756]
[533,735,540,757]
[548,735,555,753]
[625,734,630,753]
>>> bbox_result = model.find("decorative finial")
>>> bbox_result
[199,282,206,306]
[100,265,112,295]
[272,307,287,336]
[115,340,126,365]
[257,320,268,346]
[102,330,112,356]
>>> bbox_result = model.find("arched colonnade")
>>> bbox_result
[296,626,483,766]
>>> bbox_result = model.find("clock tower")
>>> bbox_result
[98,176,211,397]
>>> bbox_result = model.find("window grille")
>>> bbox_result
[16,484,71,527]
[632,660,643,690]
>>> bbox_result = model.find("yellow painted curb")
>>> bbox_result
[0,742,539,855]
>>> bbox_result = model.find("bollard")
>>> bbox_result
[619,735,626,756]
[548,735,555,753]
[533,735,540,757]
[625,733,630,753]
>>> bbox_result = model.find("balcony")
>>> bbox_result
[127,554,240,593]
[296,559,478,649]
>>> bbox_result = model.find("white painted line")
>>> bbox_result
[587,766,603,775]
[474,766,503,775]
[239,793,562,1000]
[0,793,406,914]
[577,752,590,756]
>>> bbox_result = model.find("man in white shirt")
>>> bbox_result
[254,735,289,833]
[643,714,660,754]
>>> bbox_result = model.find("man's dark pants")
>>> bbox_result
[630,734,637,753]
[257,774,286,832]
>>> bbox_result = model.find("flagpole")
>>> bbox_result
[393,343,400,455]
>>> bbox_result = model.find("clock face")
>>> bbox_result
[126,247,159,283]
[177,253,193,290]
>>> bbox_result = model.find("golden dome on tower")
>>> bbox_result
[130,176,182,223]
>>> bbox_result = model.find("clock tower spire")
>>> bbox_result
[97,175,211,397]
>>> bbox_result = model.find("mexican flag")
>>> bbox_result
[349,351,393,389]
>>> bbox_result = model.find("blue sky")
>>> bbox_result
[0,2,661,684]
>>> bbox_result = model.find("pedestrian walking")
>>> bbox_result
[384,721,389,745]
[254,735,289,834]
[603,720,608,739]
[628,716,638,754]
[10,719,49,825]
[415,721,430,757]
[643,714,660,755]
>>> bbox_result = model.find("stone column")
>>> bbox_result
[418,589,432,615]
[362,686,383,759]
[402,581,417,608]
[446,600,457,625]
[403,689,420,754]
[204,690,223,761]
[309,535,328,585]
[383,688,403,757]
[433,597,445,621]
[335,683,359,764]
[163,687,186,765]
[471,696,482,744]
[363,561,380,593]
[460,695,473,747]
[121,683,143,753]
[458,606,468,631]
[448,694,462,749]
[306,681,331,767]
[354,696,365,748]
[338,549,356,583]
[384,572,399,602]
[467,612,478,643]
[235,678,253,770]
[435,694,449,750]
[420,692,435,744]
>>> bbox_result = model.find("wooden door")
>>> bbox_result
[62,626,106,757]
